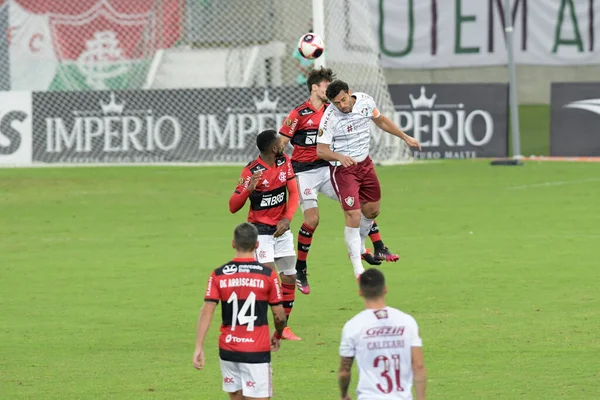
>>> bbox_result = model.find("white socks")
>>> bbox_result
[344,226,364,278]
[359,215,375,254]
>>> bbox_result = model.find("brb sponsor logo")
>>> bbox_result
[260,192,285,207]
[391,85,504,159]
[0,92,32,165]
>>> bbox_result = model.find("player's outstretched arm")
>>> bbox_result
[411,346,427,400]
[372,114,422,150]
[193,301,217,370]
[338,356,354,399]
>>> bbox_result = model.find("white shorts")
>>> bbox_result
[220,359,272,398]
[255,230,296,264]
[297,166,338,211]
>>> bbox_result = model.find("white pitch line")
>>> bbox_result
[509,177,600,190]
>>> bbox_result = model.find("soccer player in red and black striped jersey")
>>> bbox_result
[279,67,399,295]
[228,129,302,341]
[194,222,286,400]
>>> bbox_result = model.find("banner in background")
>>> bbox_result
[550,82,600,156]
[0,91,32,165]
[388,83,509,159]
[7,0,180,91]
[31,86,306,164]
[372,0,600,69]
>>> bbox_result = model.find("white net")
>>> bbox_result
[320,0,411,164]
[0,0,411,165]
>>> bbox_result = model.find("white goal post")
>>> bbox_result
[140,0,412,166]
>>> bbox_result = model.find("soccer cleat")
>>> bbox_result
[296,268,310,295]
[374,247,400,262]
[361,249,382,266]
[282,327,302,341]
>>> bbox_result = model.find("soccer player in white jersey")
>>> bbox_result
[338,268,426,400]
[316,80,421,279]
[279,67,400,296]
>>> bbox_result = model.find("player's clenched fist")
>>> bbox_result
[247,171,262,192]
[338,155,357,168]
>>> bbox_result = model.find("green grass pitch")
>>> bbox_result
[1,105,599,399]
[2,159,599,399]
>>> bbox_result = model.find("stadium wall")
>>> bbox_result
[383,65,600,105]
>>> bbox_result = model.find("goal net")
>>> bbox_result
[319,0,412,164]
[2,0,411,165]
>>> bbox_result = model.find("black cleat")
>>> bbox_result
[361,249,382,265]
[374,247,400,262]
[296,268,310,295]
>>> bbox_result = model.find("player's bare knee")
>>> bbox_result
[302,202,320,228]
[227,390,243,400]
[305,213,319,229]
[344,210,362,227]
[361,203,380,219]
[365,209,379,219]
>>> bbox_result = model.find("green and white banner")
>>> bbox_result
[4,0,180,91]
[371,0,600,68]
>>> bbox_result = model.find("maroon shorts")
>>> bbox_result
[330,156,381,211]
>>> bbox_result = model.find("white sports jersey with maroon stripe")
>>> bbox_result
[317,92,380,166]
[339,306,422,400]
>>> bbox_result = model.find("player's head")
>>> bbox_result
[232,222,259,252]
[256,129,285,157]
[359,268,388,300]
[306,67,336,101]
[326,80,353,113]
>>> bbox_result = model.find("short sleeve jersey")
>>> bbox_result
[205,258,283,363]
[279,100,330,173]
[233,155,295,230]
[339,307,422,399]
[317,92,380,166]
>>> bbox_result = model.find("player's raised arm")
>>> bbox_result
[372,112,422,151]
[228,168,261,213]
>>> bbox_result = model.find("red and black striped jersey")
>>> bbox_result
[279,100,330,173]
[204,258,283,364]
[231,155,296,233]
